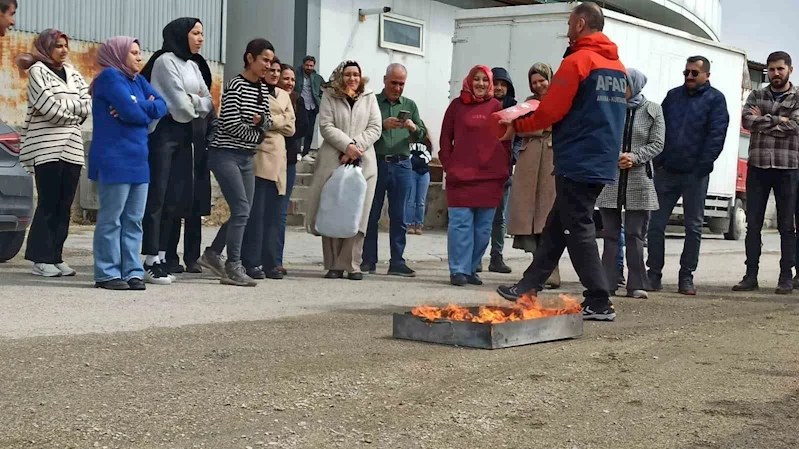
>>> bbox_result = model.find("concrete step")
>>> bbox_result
[287,198,305,215]
[296,160,316,174]
[294,172,314,187]
[291,185,312,201]
[286,213,305,226]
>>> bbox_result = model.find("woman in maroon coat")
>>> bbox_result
[439,65,510,286]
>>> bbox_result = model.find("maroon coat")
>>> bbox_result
[439,97,509,208]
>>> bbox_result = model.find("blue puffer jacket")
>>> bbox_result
[655,82,729,176]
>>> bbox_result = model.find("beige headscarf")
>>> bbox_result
[324,60,369,99]
[526,62,553,101]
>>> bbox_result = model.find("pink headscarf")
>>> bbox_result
[97,36,139,80]
[15,28,69,71]
[460,65,494,105]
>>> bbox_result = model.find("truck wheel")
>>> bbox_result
[0,231,26,262]
[724,199,746,241]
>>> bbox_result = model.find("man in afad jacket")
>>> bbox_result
[497,2,626,321]
[646,56,729,296]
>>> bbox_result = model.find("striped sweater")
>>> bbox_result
[209,74,272,151]
[19,61,92,172]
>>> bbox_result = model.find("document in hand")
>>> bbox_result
[488,99,540,139]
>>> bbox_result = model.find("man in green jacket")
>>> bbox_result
[361,63,426,277]
[294,55,325,161]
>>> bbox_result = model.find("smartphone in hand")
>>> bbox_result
[397,110,411,122]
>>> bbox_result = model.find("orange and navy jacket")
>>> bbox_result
[515,32,627,184]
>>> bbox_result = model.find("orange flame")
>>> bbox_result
[411,294,580,324]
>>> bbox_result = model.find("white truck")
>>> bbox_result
[449,2,747,239]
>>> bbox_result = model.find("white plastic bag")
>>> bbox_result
[315,163,368,238]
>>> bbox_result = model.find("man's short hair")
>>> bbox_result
[0,0,16,13]
[302,55,316,64]
[573,2,604,32]
[385,63,407,77]
[687,55,711,72]
[767,51,792,67]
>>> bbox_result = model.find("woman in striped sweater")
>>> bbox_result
[200,38,273,287]
[16,29,92,278]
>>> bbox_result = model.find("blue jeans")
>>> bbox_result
[618,222,625,271]
[405,171,430,225]
[363,158,413,267]
[94,182,149,282]
[447,207,494,275]
[276,164,297,266]
[647,168,710,280]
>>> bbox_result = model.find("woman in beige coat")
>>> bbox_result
[507,62,560,288]
[242,58,296,280]
[305,60,382,280]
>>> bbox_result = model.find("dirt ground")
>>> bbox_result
[1,257,798,449]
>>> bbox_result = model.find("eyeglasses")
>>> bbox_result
[683,69,703,77]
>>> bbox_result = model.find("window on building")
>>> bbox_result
[379,13,424,56]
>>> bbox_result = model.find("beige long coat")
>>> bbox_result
[305,88,382,235]
[254,89,296,194]
[507,129,556,236]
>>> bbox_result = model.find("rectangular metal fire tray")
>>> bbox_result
[392,307,583,349]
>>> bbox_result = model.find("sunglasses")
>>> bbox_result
[683,69,704,77]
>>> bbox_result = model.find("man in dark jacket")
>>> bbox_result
[497,2,626,321]
[294,56,325,161]
[486,67,518,274]
[646,56,730,295]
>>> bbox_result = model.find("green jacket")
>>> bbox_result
[375,92,426,157]
[293,68,325,108]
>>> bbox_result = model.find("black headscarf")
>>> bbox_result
[141,17,213,90]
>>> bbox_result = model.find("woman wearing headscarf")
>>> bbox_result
[275,63,309,275]
[16,29,92,278]
[241,57,295,280]
[305,60,382,280]
[439,65,510,286]
[139,17,214,285]
[89,36,168,290]
[596,68,665,298]
[507,62,560,289]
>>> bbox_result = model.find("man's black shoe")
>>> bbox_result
[496,284,521,301]
[647,271,663,292]
[388,264,416,278]
[325,270,344,279]
[165,261,185,274]
[127,278,146,291]
[264,267,284,280]
[360,263,377,274]
[185,261,203,274]
[581,300,616,321]
[450,273,468,286]
[678,276,696,296]
[95,279,130,291]
[466,273,483,285]
[246,266,266,280]
[488,256,512,274]
[732,276,758,292]
[776,278,793,295]
[348,272,363,281]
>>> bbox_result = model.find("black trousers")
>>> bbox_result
[302,107,318,156]
[242,178,281,270]
[141,120,189,256]
[516,176,610,301]
[165,215,203,265]
[25,160,82,264]
[746,166,798,277]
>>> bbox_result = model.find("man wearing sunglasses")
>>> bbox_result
[647,56,730,295]
[732,51,799,294]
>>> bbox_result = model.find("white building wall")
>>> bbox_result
[315,0,463,155]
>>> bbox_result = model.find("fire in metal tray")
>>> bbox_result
[410,294,581,324]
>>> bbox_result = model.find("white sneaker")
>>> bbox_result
[302,154,316,162]
[54,262,76,276]
[143,263,172,285]
[32,263,63,277]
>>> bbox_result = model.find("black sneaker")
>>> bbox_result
[348,272,363,281]
[246,266,266,280]
[488,256,512,274]
[185,261,203,274]
[582,300,616,321]
[325,270,344,279]
[466,273,483,285]
[144,263,172,285]
[388,264,416,278]
[647,271,663,292]
[360,263,377,274]
[450,273,468,286]
[496,284,521,301]
[165,261,185,274]
[127,278,146,291]
[95,279,130,290]
[732,275,758,292]
[678,276,696,296]
[222,262,258,287]
[775,278,793,295]
[264,267,284,280]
